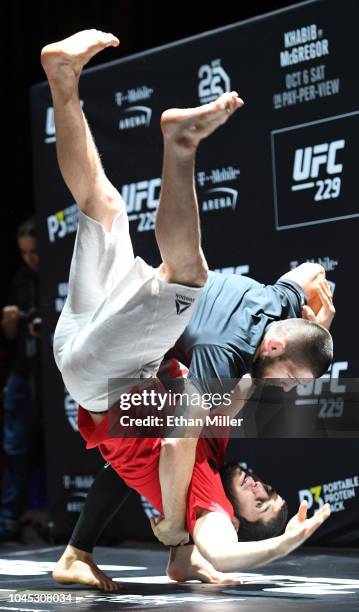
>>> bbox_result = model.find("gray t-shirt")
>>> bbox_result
[169,271,306,391]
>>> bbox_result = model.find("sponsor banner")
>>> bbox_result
[271,111,359,230]
[198,59,231,104]
[198,165,240,213]
[289,255,338,290]
[122,178,161,233]
[273,22,340,110]
[47,204,79,243]
[115,84,154,131]
[31,0,359,544]
[122,164,241,232]
[299,474,359,515]
[63,473,94,513]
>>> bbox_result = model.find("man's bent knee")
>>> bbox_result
[160,260,208,288]
[81,194,125,231]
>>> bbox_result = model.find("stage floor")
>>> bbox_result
[0,545,358,611]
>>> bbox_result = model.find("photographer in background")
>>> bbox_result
[0,217,44,542]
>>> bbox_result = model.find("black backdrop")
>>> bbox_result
[30,0,359,544]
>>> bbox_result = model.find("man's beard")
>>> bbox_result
[251,355,283,388]
[251,354,275,378]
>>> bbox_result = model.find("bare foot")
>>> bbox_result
[52,545,123,592]
[167,545,241,585]
[161,92,244,156]
[41,29,119,95]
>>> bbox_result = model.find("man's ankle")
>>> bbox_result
[65,544,93,561]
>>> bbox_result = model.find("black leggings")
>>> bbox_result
[69,463,131,552]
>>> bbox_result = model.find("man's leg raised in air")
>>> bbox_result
[42,30,135,424]
[156,91,243,288]
[41,29,122,231]
[41,30,129,591]
[149,94,244,553]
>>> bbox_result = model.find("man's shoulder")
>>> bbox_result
[207,270,262,295]
[209,269,259,284]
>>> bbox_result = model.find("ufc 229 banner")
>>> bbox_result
[30,0,359,543]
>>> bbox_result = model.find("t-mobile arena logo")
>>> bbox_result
[197,165,240,213]
[271,110,359,230]
[115,85,154,131]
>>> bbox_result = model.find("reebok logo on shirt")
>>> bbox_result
[175,293,195,315]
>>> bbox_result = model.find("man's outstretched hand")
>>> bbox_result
[302,280,335,329]
[279,500,331,557]
[150,516,189,546]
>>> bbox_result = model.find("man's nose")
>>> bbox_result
[253,481,267,494]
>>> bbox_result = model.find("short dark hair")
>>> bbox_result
[236,502,288,541]
[220,462,288,541]
[274,318,333,378]
[16,217,37,240]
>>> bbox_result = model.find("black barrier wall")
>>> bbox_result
[30,0,359,543]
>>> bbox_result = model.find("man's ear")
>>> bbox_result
[266,337,285,355]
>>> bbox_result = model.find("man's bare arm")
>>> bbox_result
[208,374,255,420]
[301,280,336,329]
[152,379,207,546]
[193,502,330,573]
[279,263,326,314]
[280,263,335,329]
[153,437,197,545]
